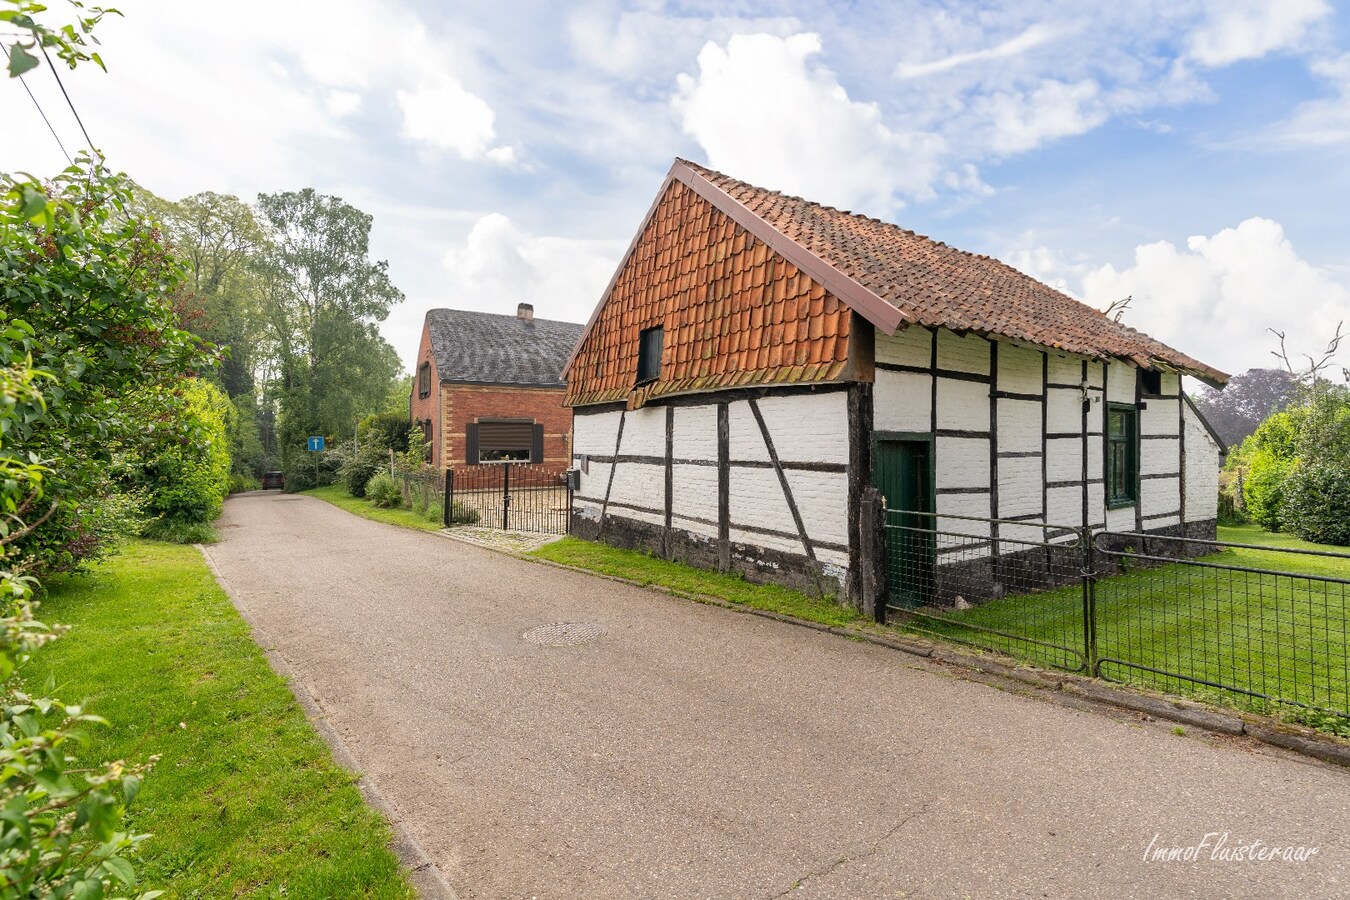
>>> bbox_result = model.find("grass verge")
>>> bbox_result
[30,540,415,898]
[528,536,862,628]
[904,524,1350,728]
[303,483,442,531]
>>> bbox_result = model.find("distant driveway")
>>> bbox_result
[205,492,1350,899]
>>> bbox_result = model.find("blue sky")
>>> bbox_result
[4,0,1349,379]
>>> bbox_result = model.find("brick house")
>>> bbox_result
[563,159,1229,604]
[410,304,583,471]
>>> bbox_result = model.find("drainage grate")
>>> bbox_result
[521,622,606,647]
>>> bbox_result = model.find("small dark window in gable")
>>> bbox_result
[1139,368,1163,396]
[418,361,431,398]
[636,326,663,385]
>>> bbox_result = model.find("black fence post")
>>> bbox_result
[566,473,573,535]
[859,486,887,622]
[502,462,510,530]
[448,472,459,528]
[1081,528,1098,675]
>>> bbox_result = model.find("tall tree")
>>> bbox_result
[254,189,403,484]
[1193,368,1297,448]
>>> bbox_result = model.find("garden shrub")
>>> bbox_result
[341,443,391,498]
[1233,411,1299,532]
[229,473,260,494]
[1282,463,1350,546]
[134,379,233,541]
[364,472,403,509]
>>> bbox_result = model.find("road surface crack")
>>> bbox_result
[768,804,928,898]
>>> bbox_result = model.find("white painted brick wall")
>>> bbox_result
[937,330,991,374]
[1046,438,1083,483]
[620,406,667,457]
[574,410,621,456]
[729,393,848,464]
[673,405,717,461]
[1047,354,1083,385]
[997,398,1041,453]
[1046,388,1083,432]
[1184,400,1221,520]
[874,370,931,433]
[1141,397,1179,436]
[998,456,1043,518]
[786,469,850,546]
[1140,437,1180,476]
[1105,361,1135,404]
[935,379,990,431]
[875,326,931,367]
[936,492,991,535]
[1046,486,1083,526]
[1142,475,1180,519]
[998,343,1043,395]
[670,463,717,522]
[609,459,665,510]
[936,436,989,489]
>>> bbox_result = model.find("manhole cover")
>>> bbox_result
[521,622,606,647]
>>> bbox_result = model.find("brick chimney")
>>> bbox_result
[517,302,534,322]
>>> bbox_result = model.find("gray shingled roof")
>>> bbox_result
[426,309,584,386]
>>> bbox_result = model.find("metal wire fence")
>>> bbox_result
[393,468,444,523]
[883,510,1350,722]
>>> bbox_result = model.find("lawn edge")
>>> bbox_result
[194,543,460,900]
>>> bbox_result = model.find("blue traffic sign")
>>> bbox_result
[307,436,325,452]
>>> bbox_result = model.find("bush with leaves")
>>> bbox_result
[1230,410,1299,532]
[130,379,232,542]
[364,472,402,509]
[1282,463,1350,546]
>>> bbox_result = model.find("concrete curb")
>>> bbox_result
[515,551,1350,771]
[195,545,460,900]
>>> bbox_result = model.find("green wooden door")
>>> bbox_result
[872,438,934,608]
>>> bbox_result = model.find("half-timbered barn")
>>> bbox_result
[562,159,1229,605]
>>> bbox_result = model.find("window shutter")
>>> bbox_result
[465,422,479,464]
[531,423,544,463]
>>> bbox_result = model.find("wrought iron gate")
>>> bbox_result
[444,464,572,534]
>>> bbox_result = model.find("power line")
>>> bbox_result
[1,43,73,164]
[37,41,96,153]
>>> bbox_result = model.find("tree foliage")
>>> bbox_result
[1192,368,1296,448]
[253,189,403,488]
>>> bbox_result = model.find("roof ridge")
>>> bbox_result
[426,307,584,328]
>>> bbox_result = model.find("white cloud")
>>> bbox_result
[895,23,1065,79]
[672,33,945,213]
[1079,218,1349,375]
[1187,0,1331,67]
[976,78,1107,155]
[441,214,627,326]
[397,79,513,162]
[1260,54,1350,146]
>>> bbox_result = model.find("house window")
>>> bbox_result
[471,419,543,464]
[419,418,433,463]
[1106,403,1138,508]
[418,361,431,399]
[636,326,663,385]
[1139,369,1163,396]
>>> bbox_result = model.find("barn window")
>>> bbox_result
[1139,368,1163,396]
[471,419,544,464]
[417,361,431,398]
[1106,404,1138,508]
[636,326,664,385]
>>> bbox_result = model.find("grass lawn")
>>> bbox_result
[303,483,442,531]
[30,540,415,898]
[529,536,863,628]
[908,524,1350,723]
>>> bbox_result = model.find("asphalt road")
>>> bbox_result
[205,492,1350,899]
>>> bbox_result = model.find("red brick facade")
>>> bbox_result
[409,319,573,472]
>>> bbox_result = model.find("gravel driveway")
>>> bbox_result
[204,492,1350,899]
